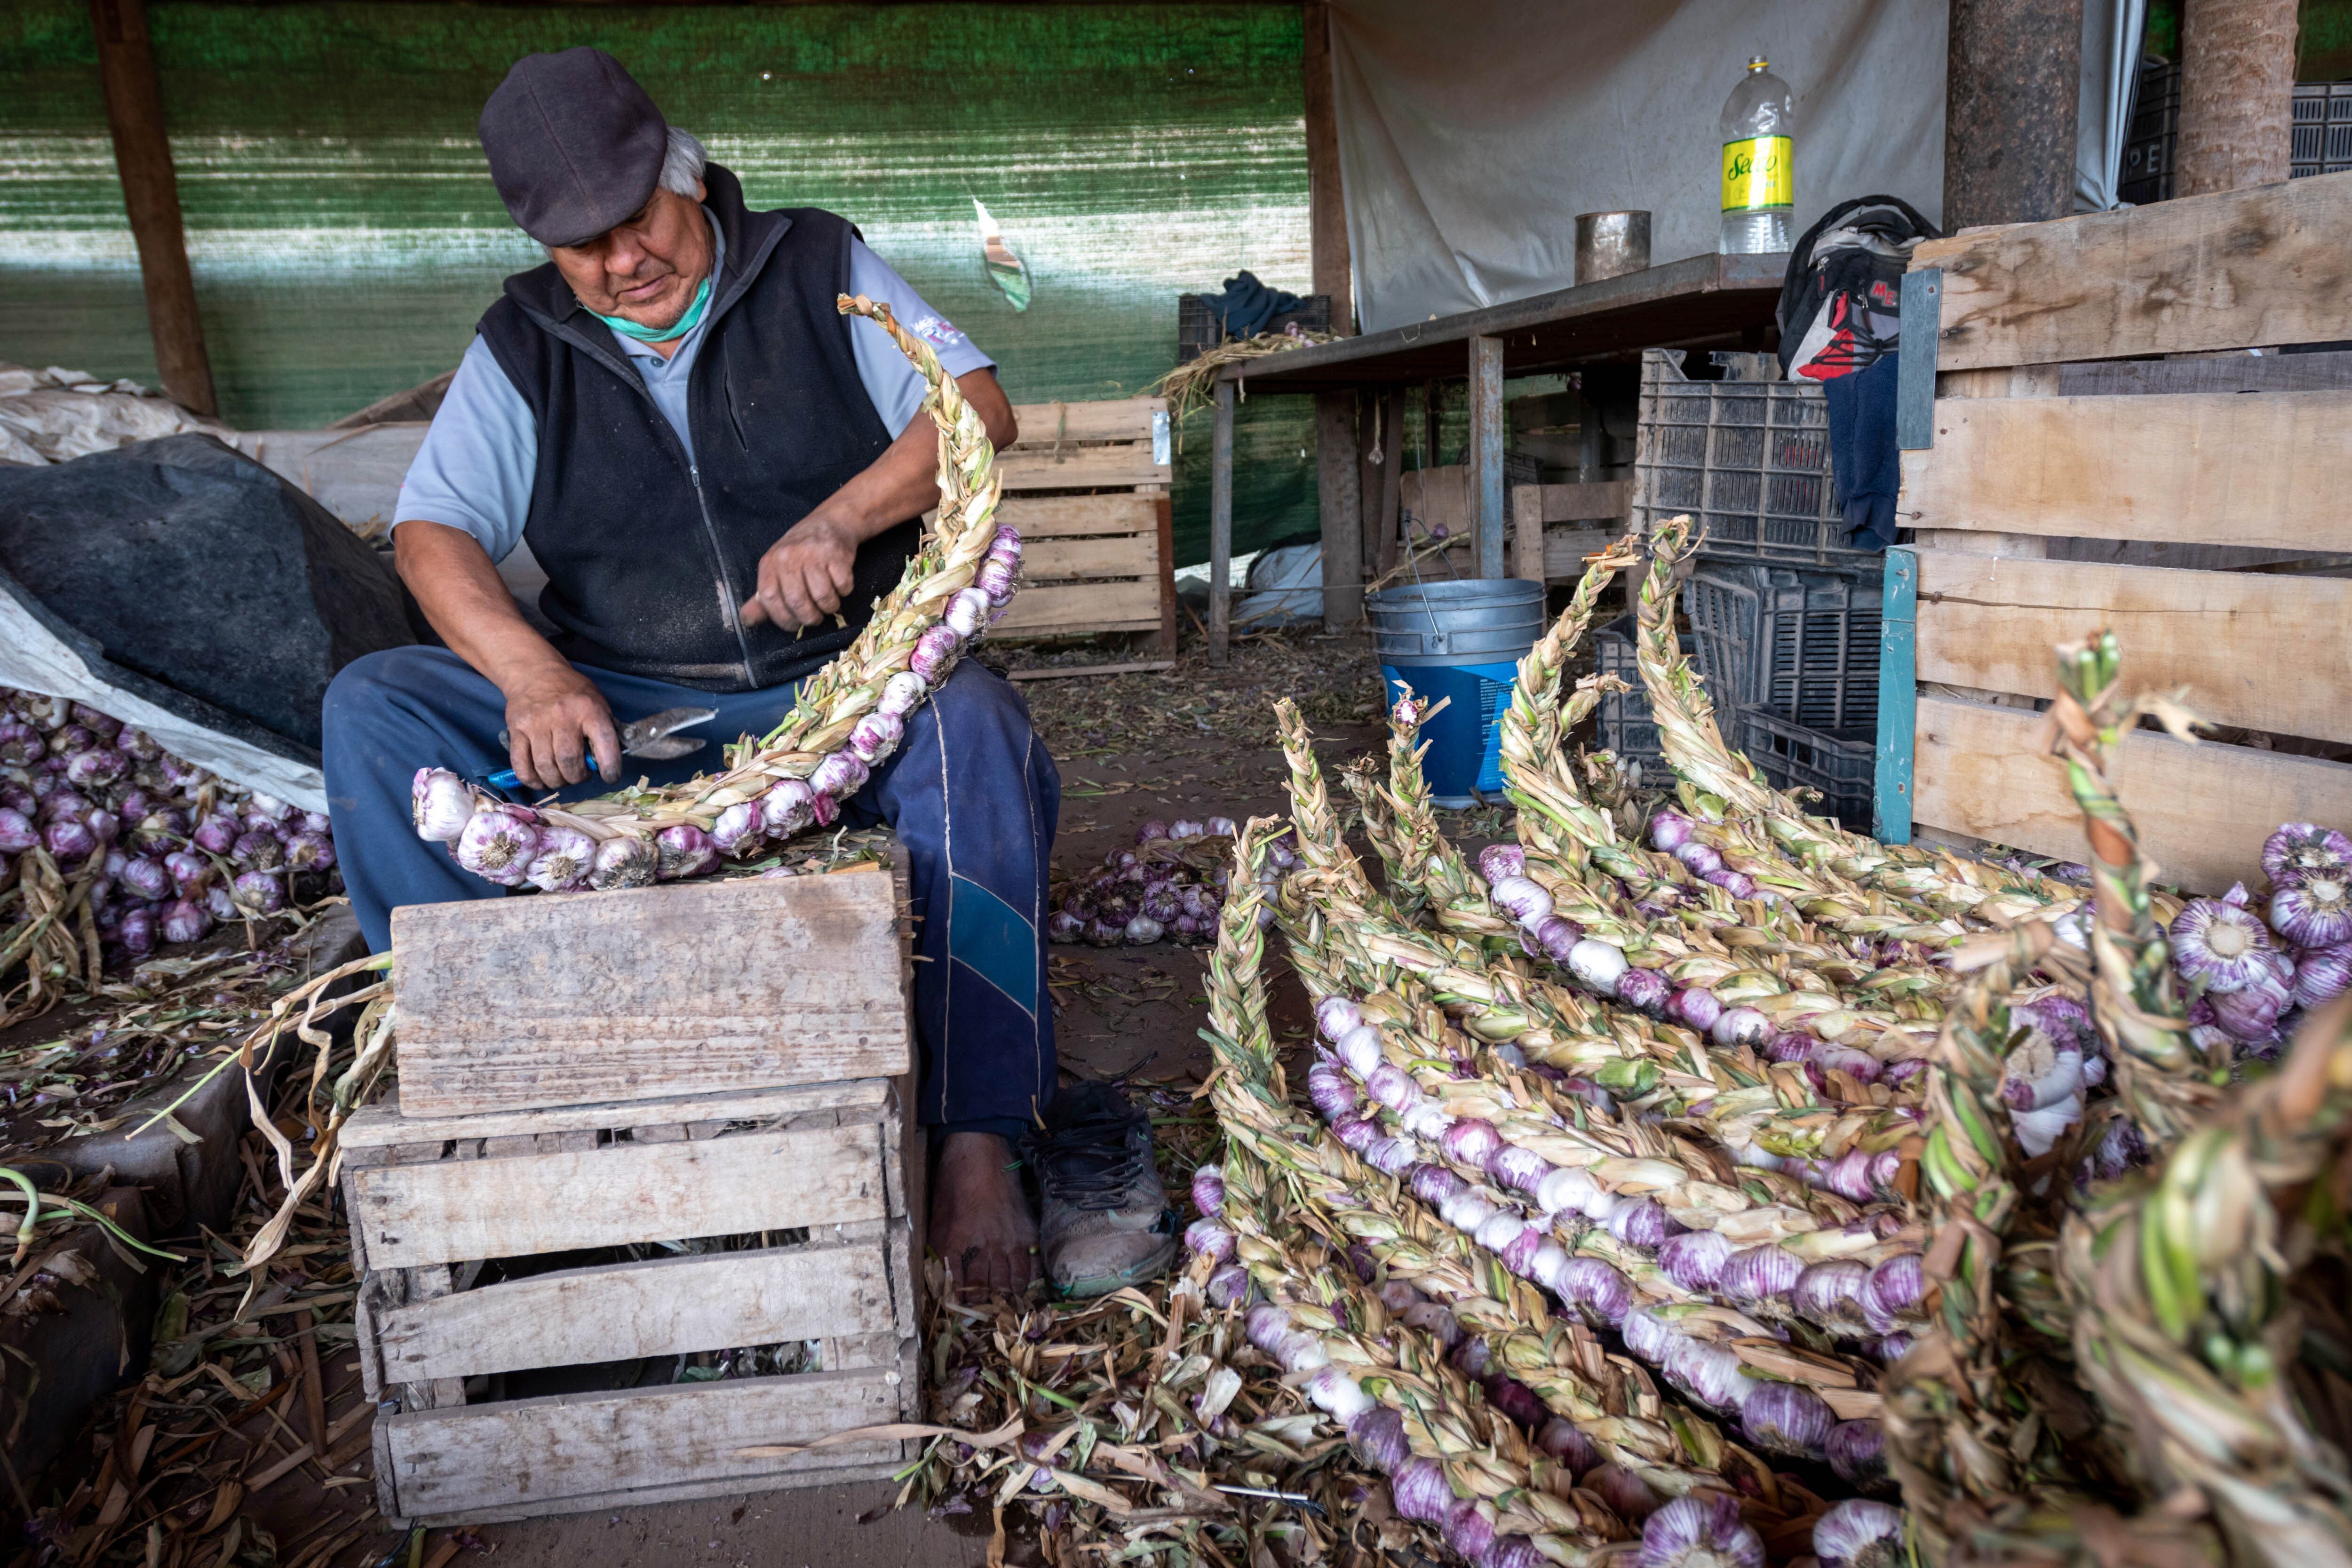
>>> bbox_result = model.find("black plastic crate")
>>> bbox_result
[1683,561,1882,733]
[1739,710,1875,828]
[1177,292,1334,363]
[1630,350,1878,570]
[2291,83,2352,180]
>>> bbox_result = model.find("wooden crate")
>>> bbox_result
[342,1078,920,1527]
[389,862,911,1120]
[993,396,1177,650]
[1876,172,2352,891]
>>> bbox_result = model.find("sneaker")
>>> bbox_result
[1024,1080,1179,1297]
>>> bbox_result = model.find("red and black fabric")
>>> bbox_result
[1774,195,1939,383]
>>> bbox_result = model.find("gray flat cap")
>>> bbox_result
[479,48,668,249]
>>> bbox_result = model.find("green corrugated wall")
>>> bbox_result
[0,1,1319,562]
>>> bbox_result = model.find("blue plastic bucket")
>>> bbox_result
[1367,579,1548,807]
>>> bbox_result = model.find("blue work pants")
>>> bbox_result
[319,646,1058,1141]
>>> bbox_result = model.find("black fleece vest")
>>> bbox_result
[477,169,918,691]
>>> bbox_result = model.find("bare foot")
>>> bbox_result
[928,1132,1040,1296]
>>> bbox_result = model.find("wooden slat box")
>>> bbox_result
[343,1078,920,1527]
[389,862,911,1120]
[993,395,1177,649]
[1878,172,2352,891]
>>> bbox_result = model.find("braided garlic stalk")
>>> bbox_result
[2057,996,2352,1568]
[411,295,1019,891]
[1197,824,1807,1560]
[1633,518,2079,929]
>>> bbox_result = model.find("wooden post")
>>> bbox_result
[1468,336,1505,578]
[1368,390,1402,581]
[2178,0,2297,194]
[1943,0,2083,230]
[1209,380,1235,667]
[88,0,216,417]
[1317,393,1363,629]
[1510,485,1545,583]
[1303,0,1351,333]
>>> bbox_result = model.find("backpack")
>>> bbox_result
[1776,195,1940,382]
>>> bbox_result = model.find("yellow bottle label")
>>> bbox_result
[1721,135,1794,211]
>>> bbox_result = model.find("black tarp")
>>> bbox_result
[0,434,413,763]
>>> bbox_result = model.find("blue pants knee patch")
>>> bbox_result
[946,874,1038,1018]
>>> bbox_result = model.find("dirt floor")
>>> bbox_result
[18,622,1542,1568]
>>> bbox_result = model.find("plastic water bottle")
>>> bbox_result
[1718,56,1794,254]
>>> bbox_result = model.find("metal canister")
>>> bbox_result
[1575,211,1652,285]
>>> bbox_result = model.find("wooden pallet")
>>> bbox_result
[343,1079,920,1527]
[1877,172,2352,891]
[993,396,1176,649]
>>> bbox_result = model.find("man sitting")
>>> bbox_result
[320,47,1173,1297]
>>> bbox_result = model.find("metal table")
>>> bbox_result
[1204,250,1787,659]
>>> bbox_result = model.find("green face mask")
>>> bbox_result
[593,275,712,345]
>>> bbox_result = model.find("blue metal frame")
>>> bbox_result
[1896,268,1941,452]
[1873,545,1919,844]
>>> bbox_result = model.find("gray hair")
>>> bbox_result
[659,127,707,197]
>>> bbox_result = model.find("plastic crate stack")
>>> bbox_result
[1605,350,1885,828]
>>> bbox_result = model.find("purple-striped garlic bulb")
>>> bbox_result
[285,831,336,873]
[2170,885,2275,993]
[2271,872,2352,950]
[2264,822,2352,884]
[589,835,658,891]
[457,808,540,886]
[1658,1228,1733,1292]
[1720,1244,1804,1306]
[762,778,818,836]
[1814,1498,1906,1568]
[525,826,597,893]
[165,850,211,895]
[230,870,286,916]
[45,814,101,861]
[710,801,764,854]
[2294,944,2352,1009]
[1486,875,1552,927]
[809,751,870,802]
[876,670,928,720]
[944,586,993,638]
[909,625,961,685]
[1674,840,1724,877]
[118,904,158,955]
[1315,994,1363,1040]
[1710,1005,1770,1047]
[118,856,170,902]
[1183,1218,1236,1264]
[975,556,1017,604]
[412,767,474,843]
[1793,1259,1874,1330]
[1477,843,1526,883]
[1616,966,1670,1011]
[160,898,211,945]
[1635,1492,1761,1568]
[1740,1378,1835,1458]
[1191,1164,1224,1216]
[0,808,34,855]
[232,830,285,872]
[655,824,717,881]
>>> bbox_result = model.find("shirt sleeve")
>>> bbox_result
[389,335,538,563]
[846,240,996,438]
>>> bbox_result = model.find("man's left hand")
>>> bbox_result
[741,513,859,630]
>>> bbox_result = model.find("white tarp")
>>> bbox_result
[1330,0,2143,333]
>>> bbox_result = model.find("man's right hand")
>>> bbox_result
[502,666,622,790]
